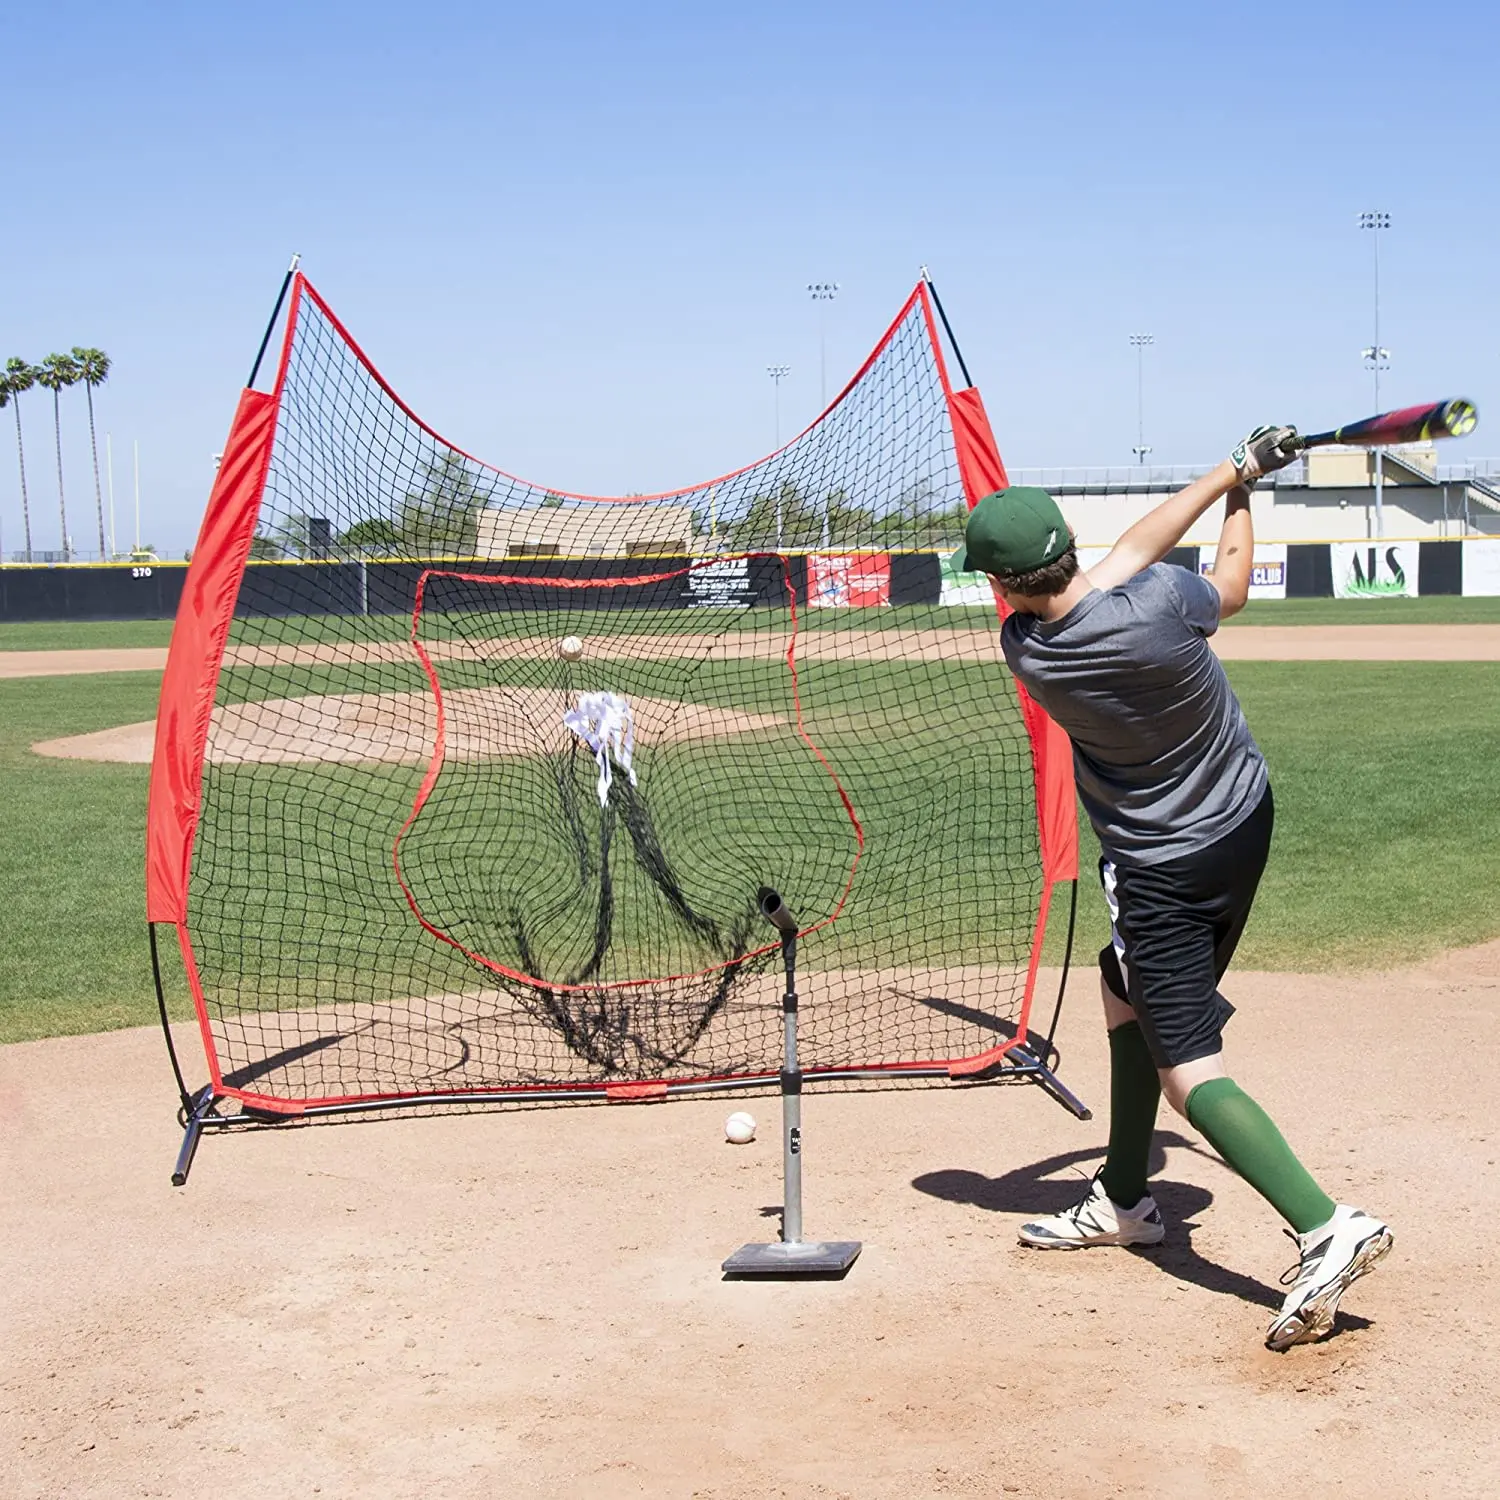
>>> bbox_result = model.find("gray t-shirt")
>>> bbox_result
[1001,563,1268,864]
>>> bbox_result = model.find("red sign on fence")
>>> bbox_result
[808,553,891,608]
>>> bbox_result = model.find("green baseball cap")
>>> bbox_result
[952,486,1071,576]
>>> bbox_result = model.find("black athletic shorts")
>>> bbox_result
[1097,786,1274,1069]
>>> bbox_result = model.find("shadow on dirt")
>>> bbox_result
[911,1133,1373,1335]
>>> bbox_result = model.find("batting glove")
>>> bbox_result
[1230,425,1300,481]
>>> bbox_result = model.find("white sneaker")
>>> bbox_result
[1018,1176,1166,1249]
[1265,1205,1393,1351]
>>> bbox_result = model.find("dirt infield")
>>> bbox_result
[31,688,785,767]
[3,943,1498,1498]
[6,622,1500,681]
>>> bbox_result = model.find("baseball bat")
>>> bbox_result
[1297,397,1478,450]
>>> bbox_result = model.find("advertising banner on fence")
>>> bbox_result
[1199,543,1288,600]
[1331,541,1419,599]
[938,550,994,606]
[809,553,891,608]
[1462,538,1500,597]
[684,557,755,608]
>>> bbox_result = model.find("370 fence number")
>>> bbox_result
[132,566,153,579]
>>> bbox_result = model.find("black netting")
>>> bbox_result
[184,281,1044,1104]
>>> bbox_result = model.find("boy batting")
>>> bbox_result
[956,427,1392,1350]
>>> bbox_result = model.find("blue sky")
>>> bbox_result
[3,1,1495,555]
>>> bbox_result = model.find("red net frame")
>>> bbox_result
[145,271,1078,1119]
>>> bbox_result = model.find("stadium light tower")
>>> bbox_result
[807,283,839,547]
[767,364,791,548]
[1129,333,1154,465]
[807,283,840,409]
[766,364,791,446]
[1359,211,1392,537]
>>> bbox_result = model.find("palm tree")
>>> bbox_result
[3,358,36,562]
[72,348,111,558]
[0,383,11,560]
[35,353,80,559]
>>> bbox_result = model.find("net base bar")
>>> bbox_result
[165,1047,1090,1186]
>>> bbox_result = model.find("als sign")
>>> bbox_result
[1331,541,1419,599]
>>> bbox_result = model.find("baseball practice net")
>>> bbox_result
[147,270,1078,1151]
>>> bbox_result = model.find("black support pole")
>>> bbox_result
[1035,879,1078,1066]
[172,1087,218,1187]
[247,253,302,390]
[149,923,194,1117]
[923,273,975,390]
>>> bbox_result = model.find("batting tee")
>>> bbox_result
[147,267,1083,1183]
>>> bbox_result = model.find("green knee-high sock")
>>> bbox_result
[1098,1021,1160,1209]
[1186,1078,1336,1234]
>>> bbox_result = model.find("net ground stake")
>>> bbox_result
[721,889,861,1279]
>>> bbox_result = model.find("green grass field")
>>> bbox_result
[3,620,1499,1045]
[1053,661,1500,970]
[1226,596,1500,626]
[3,592,1500,654]
[0,619,177,649]
[0,672,186,1043]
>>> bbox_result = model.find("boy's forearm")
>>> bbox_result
[1209,488,1255,613]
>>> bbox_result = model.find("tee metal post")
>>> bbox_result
[721,888,861,1277]
[778,912,804,1244]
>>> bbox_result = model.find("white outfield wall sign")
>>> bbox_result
[1198,544,1287,601]
[938,550,995,606]
[685,557,754,608]
[1330,541,1419,599]
[1461,539,1500,597]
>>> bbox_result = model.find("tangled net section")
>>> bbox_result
[160,273,1050,1108]
[391,561,859,1075]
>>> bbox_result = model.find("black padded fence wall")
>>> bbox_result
[236,562,365,617]
[1418,541,1462,596]
[890,551,941,604]
[1286,544,1334,598]
[0,564,188,622]
[6,542,1495,622]
[228,554,876,619]
[0,554,914,622]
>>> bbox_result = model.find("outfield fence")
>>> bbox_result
[4,539,1500,621]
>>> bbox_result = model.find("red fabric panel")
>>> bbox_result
[945,382,1080,887]
[145,388,280,922]
[1023,698,1081,883]
[950,386,1010,506]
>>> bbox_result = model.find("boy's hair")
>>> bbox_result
[993,544,1080,599]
